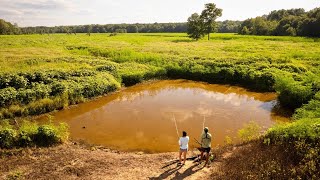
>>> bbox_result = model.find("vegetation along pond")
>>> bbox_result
[39,80,289,153]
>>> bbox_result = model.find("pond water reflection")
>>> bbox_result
[41,80,289,153]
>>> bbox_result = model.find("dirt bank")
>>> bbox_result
[0,141,297,179]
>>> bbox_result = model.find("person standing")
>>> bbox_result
[200,127,212,167]
[178,131,189,165]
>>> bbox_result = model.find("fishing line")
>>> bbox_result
[172,114,179,138]
[202,115,206,129]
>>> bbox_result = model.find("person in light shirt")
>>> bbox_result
[200,127,212,167]
[178,131,189,165]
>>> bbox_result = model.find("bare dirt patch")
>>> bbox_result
[0,141,296,179]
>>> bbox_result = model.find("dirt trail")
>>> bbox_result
[0,143,239,180]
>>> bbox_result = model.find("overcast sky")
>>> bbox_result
[0,0,319,27]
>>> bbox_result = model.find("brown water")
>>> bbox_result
[42,80,289,153]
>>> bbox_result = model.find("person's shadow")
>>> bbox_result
[149,163,203,180]
[172,163,203,179]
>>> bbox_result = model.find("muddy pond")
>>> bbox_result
[41,80,289,153]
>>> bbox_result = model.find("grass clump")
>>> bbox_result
[0,120,69,148]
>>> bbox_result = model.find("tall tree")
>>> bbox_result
[200,3,222,40]
[187,13,205,40]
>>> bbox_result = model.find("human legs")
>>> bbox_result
[199,151,204,163]
[204,148,211,167]
[182,151,187,164]
[179,150,182,163]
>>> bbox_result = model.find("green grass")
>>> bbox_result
[1,33,319,72]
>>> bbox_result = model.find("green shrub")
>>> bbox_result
[293,99,320,120]
[265,118,320,178]
[0,120,69,148]
[50,81,66,96]
[0,74,28,89]
[16,88,36,104]
[238,121,261,142]
[17,121,38,147]
[0,87,17,107]
[265,118,320,144]
[34,125,60,146]
[121,73,144,86]
[0,126,17,148]
[33,123,69,146]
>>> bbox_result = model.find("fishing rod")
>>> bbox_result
[194,138,201,145]
[202,115,206,130]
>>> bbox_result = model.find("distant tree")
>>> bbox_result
[86,25,92,36]
[187,13,205,40]
[218,20,242,33]
[0,19,21,35]
[99,26,106,33]
[238,7,319,37]
[286,27,296,36]
[0,19,10,34]
[127,25,138,33]
[64,27,71,34]
[115,28,127,33]
[241,26,250,35]
[200,3,222,40]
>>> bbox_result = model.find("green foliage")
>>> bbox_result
[187,3,222,40]
[200,3,223,40]
[0,69,120,118]
[0,120,69,148]
[239,8,320,37]
[187,13,205,40]
[238,121,261,142]
[0,19,20,35]
[265,119,320,178]
[16,21,242,34]
[266,118,320,143]
[224,136,233,145]
[241,26,250,35]
[118,63,166,86]
[0,127,16,148]
[34,124,62,146]
[0,87,17,107]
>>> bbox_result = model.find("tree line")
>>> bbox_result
[239,8,320,37]
[2,7,318,37]
[0,19,241,35]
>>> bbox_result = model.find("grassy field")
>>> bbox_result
[1,33,320,72]
[0,33,320,177]
[1,33,320,115]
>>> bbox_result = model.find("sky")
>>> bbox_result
[0,0,319,27]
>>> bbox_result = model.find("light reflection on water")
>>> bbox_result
[40,80,289,153]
